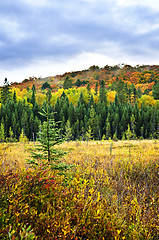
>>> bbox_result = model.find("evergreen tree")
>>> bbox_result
[41,82,52,90]
[30,86,36,106]
[85,126,93,143]
[99,80,108,104]
[1,78,11,104]
[130,114,136,139]
[95,82,98,95]
[75,79,82,87]
[29,108,67,170]
[0,123,5,142]
[63,76,73,89]
[152,80,159,99]
[113,79,127,104]
[88,105,96,136]
[46,88,52,104]
[32,84,36,93]
[8,127,14,142]
[86,83,91,94]
[105,118,111,140]
[13,90,17,103]
[68,102,76,125]
[65,119,72,141]
[125,124,133,140]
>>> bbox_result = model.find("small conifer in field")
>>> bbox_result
[28,91,71,172]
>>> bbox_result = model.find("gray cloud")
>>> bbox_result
[0,0,159,84]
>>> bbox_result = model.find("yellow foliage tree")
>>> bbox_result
[107,91,116,103]
[138,95,155,108]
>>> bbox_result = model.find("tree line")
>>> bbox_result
[0,78,158,141]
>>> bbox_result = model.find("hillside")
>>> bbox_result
[9,64,159,93]
[0,63,158,142]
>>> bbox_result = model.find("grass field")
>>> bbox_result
[0,140,159,239]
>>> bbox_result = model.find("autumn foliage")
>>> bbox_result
[0,140,159,239]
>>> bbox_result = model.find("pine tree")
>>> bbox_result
[95,82,98,95]
[130,114,136,139]
[63,76,73,89]
[99,80,108,104]
[85,126,93,143]
[29,109,68,170]
[65,119,72,141]
[0,123,5,142]
[105,118,111,140]
[9,127,14,142]
[29,91,70,171]
[125,124,133,140]
[30,87,36,107]
[152,80,159,100]
[86,83,91,94]
[13,90,17,103]
[1,78,11,104]
[88,105,96,136]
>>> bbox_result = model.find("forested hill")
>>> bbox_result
[9,64,159,92]
[0,64,159,142]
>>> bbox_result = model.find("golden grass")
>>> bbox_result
[0,139,158,239]
[0,140,158,171]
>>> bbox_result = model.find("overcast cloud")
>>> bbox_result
[0,0,159,85]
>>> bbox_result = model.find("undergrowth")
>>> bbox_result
[0,140,158,239]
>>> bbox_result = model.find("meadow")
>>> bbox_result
[0,140,159,239]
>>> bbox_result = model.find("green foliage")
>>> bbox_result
[0,123,5,142]
[19,129,29,143]
[41,82,52,90]
[125,124,133,140]
[28,105,70,172]
[63,76,73,89]
[85,126,93,142]
[152,80,159,100]
[1,78,11,104]
[65,119,72,141]
[99,80,108,104]
[30,118,66,167]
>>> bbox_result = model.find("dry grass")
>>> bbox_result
[0,139,159,239]
[0,140,158,170]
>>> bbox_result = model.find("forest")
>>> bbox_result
[0,64,159,142]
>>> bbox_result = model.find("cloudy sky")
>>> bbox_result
[0,0,159,86]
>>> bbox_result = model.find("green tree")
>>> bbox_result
[9,127,14,142]
[32,84,36,93]
[13,90,17,103]
[88,105,96,136]
[125,124,133,140]
[130,114,136,139]
[85,126,93,143]
[86,83,91,94]
[105,118,111,140]
[75,79,82,87]
[41,82,52,90]
[65,119,72,141]
[0,123,5,142]
[95,82,98,95]
[116,79,127,103]
[63,76,73,89]
[152,80,159,99]
[29,109,67,170]
[1,78,11,104]
[99,80,108,104]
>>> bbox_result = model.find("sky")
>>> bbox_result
[0,0,159,86]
